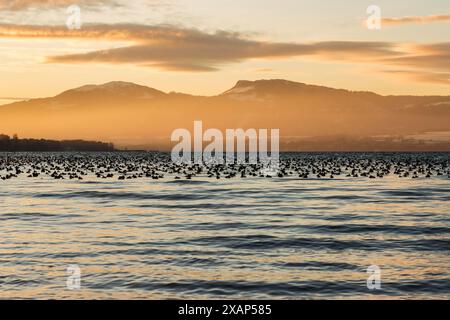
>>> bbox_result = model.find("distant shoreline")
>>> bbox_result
[1,150,449,154]
[0,134,115,152]
[1,134,449,153]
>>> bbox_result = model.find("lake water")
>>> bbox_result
[0,152,449,299]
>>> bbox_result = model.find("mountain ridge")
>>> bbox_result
[2,79,449,107]
[0,79,449,151]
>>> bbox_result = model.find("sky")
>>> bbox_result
[0,0,449,105]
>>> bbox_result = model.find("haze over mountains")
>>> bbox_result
[0,79,449,151]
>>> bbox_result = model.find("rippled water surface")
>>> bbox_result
[0,153,449,299]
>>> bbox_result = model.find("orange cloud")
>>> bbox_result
[382,14,450,26]
[382,43,450,71]
[0,23,402,72]
[383,70,450,85]
[46,40,401,72]
[0,23,448,85]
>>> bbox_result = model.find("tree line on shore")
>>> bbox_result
[0,134,115,151]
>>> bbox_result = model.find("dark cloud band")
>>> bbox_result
[0,23,447,84]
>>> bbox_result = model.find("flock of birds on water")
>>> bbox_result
[0,152,449,182]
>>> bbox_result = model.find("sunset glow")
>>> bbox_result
[0,0,449,102]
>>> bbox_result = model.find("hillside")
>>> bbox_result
[0,79,449,151]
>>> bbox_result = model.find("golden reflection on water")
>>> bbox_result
[0,174,449,299]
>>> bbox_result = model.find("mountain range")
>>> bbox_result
[1,79,449,151]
